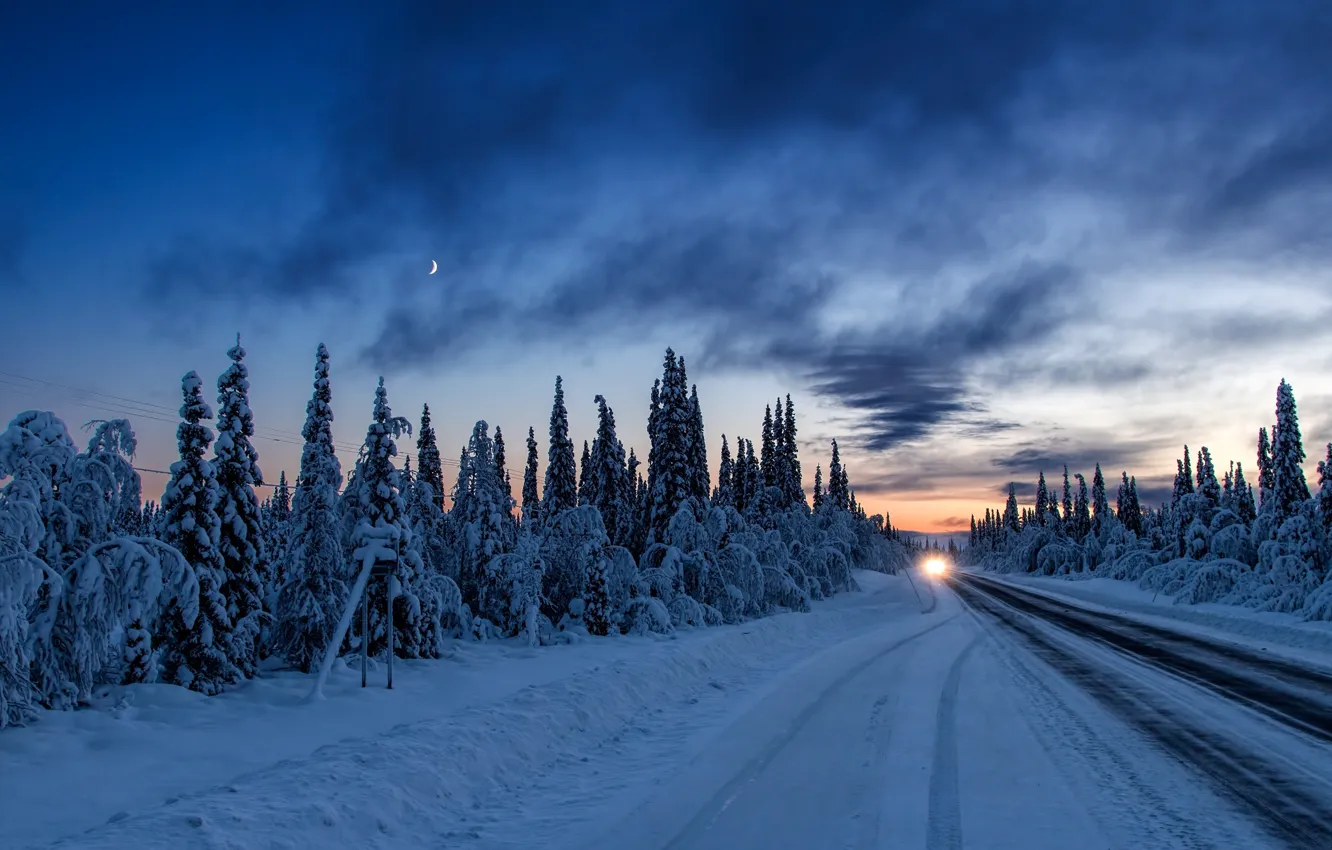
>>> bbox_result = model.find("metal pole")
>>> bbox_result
[361,582,368,688]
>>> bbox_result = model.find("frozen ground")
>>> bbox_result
[6,567,1332,849]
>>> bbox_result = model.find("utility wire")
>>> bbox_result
[0,369,464,474]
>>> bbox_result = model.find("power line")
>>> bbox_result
[0,368,462,470]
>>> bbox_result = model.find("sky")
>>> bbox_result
[2,1,1331,539]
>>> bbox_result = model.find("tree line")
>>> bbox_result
[0,343,908,726]
[967,379,1332,621]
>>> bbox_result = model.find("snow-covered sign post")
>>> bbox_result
[308,377,415,702]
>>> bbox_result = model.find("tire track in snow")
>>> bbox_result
[956,587,1244,849]
[958,580,1332,850]
[661,613,959,850]
[850,691,900,850]
[924,634,982,850]
[966,575,1332,743]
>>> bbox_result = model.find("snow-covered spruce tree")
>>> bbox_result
[1120,473,1145,535]
[1003,483,1020,533]
[1257,427,1275,508]
[1271,379,1311,525]
[0,486,48,725]
[646,379,662,513]
[452,420,517,627]
[1317,444,1332,533]
[688,384,709,503]
[1196,447,1220,510]
[212,338,267,676]
[649,349,691,542]
[1073,474,1090,543]
[1234,463,1256,523]
[1049,467,1066,529]
[577,439,592,507]
[543,376,578,518]
[812,464,824,511]
[583,546,613,637]
[743,439,763,510]
[494,426,515,522]
[23,426,202,705]
[715,436,735,507]
[827,441,847,511]
[760,404,775,488]
[344,379,429,658]
[416,404,445,512]
[1090,464,1108,537]
[731,438,749,511]
[2,413,190,709]
[1035,472,1049,527]
[263,470,293,603]
[589,395,628,547]
[782,395,804,507]
[159,373,237,694]
[522,426,541,530]
[272,344,347,673]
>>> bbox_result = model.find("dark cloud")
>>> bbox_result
[991,436,1167,480]
[1206,119,1332,218]
[777,262,1084,449]
[1000,482,1037,498]
[1130,474,1177,509]
[987,358,1156,390]
[132,0,1332,449]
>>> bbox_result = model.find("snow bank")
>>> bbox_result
[8,571,920,849]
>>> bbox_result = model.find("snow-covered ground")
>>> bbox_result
[984,569,1332,669]
[3,570,930,849]
[8,566,1332,849]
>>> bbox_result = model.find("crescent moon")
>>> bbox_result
[429,260,438,274]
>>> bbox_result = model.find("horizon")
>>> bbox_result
[2,347,1324,536]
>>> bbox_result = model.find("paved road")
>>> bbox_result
[952,572,1332,850]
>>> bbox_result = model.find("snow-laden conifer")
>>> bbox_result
[688,385,709,502]
[578,440,592,506]
[272,347,347,672]
[1257,427,1274,507]
[760,405,775,488]
[416,404,445,512]
[212,338,266,676]
[1317,444,1332,533]
[1003,483,1020,533]
[715,436,735,507]
[159,372,237,694]
[1074,474,1090,542]
[522,426,541,529]
[1234,462,1256,522]
[344,379,425,658]
[782,395,803,506]
[827,440,848,511]
[452,420,516,624]
[1271,379,1311,524]
[1035,472,1049,527]
[494,426,515,522]
[589,395,628,546]
[543,376,578,518]
[649,349,691,541]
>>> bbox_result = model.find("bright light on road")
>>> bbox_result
[923,557,948,577]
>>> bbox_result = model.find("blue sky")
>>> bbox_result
[2,1,1331,535]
